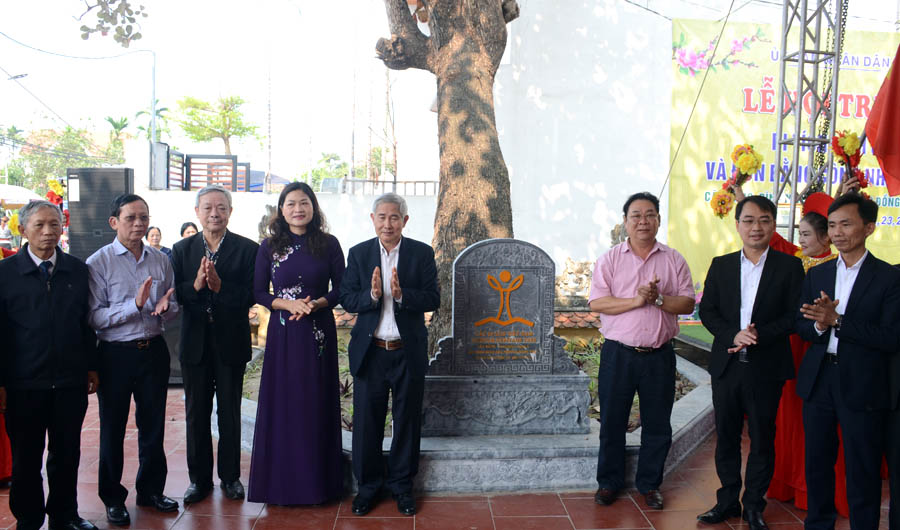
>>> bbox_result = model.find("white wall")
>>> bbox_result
[495,0,673,265]
[137,184,437,256]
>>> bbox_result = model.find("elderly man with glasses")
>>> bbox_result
[86,194,179,526]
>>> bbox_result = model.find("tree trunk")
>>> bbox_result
[378,0,519,353]
[428,45,513,351]
[223,136,232,156]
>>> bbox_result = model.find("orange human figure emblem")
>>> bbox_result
[474,270,535,327]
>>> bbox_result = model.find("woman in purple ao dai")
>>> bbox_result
[248,182,345,505]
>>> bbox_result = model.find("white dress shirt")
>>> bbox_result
[372,238,403,340]
[739,248,769,332]
[817,251,867,354]
[27,244,57,272]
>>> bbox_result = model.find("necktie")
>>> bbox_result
[38,261,52,282]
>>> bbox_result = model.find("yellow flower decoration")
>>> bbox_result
[710,189,735,219]
[731,144,753,164]
[837,132,861,156]
[736,151,763,175]
[9,213,19,236]
[47,180,64,196]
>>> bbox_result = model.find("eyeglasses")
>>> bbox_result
[627,213,659,222]
[739,217,773,226]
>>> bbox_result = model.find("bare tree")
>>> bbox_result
[376,0,519,351]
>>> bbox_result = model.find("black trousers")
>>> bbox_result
[5,387,87,529]
[352,345,424,499]
[595,340,675,493]
[711,359,784,512]
[804,361,884,530]
[181,329,246,488]
[97,336,171,506]
[888,405,900,530]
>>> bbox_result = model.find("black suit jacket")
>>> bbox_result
[699,249,804,382]
[0,245,97,389]
[172,231,259,365]
[891,264,900,411]
[795,253,900,410]
[339,237,440,378]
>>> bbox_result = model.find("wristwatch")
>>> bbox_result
[309,299,319,311]
[655,294,664,307]
[833,314,842,330]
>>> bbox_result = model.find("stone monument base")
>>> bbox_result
[226,352,713,495]
[338,354,714,493]
[421,374,591,436]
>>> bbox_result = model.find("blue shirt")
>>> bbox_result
[86,237,179,341]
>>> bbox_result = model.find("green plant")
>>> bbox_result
[341,405,353,430]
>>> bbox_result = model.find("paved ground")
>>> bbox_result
[0,389,889,529]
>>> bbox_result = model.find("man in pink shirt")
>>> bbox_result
[589,192,696,510]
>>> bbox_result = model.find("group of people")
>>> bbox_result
[2,176,898,530]
[0,183,438,529]
[588,186,900,530]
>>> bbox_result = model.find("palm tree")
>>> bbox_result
[135,100,170,143]
[104,116,129,143]
[5,126,24,141]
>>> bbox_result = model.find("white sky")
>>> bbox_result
[0,0,440,179]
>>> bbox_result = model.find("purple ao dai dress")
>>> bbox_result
[248,233,345,504]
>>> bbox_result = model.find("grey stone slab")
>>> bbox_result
[421,374,591,436]
[428,239,578,377]
[424,239,587,436]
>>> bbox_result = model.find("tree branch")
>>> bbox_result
[377,0,432,72]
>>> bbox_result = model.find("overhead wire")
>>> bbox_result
[659,0,737,198]
[0,134,110,161]
[0,29,139,161]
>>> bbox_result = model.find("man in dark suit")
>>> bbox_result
[698,195,804,530]
[172,185,259,504]
[796,193,900,530]
[339,193,439,517]
[889,264,900,530]
[0,200,99,530]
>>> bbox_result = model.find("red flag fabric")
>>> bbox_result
[866,43,900,196]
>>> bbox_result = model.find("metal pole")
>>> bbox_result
[150,50,157,144]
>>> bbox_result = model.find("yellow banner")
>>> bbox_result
[668,19,900,293]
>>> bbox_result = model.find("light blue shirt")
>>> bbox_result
[86,237,179,342]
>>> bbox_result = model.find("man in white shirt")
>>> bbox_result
[339,193,439,517]
[797,192,900,530]
[699,196,804,530]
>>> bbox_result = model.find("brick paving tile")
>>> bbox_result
[0,389,878,529]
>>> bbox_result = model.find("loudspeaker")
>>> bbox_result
[66,167,134,261]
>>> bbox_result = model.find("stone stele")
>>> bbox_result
[423,239,590,436]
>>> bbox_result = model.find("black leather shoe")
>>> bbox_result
[743,509,769,530]
[136,493,179,512]
[105,505,130,527]
[351,494,374,516]
[183,483,212,504]
[221,479,245,500]
[48,517,98,530]
[394,493,416,516]
[697,502,741,523]
[643,490,664,510]
[594,487,619,505]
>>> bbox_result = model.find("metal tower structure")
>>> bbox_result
[773,0,846,241]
